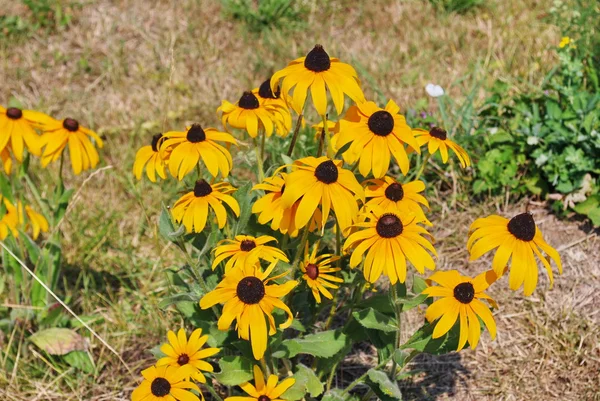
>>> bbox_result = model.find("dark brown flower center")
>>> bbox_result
[507,212,536,241]
[305,263,319,280]
[63,118,79,132]
[453,282,475,304]
[236,276,265,305]
[239,91,260,110]
[429,127,447,140]
[384,183,404,201]
[258,79,280,99]
[187,124,206,143]
[177,353,190,365]
[194,180,213,197]
[280,184,286,194]
[314,160,338,184]
[151,377,171,397]
[375,213,403,238]
[240,240,257,252]
[304,45,331,72]
[151,133,163,152]
[368,111,394,136]
[258,396,271,401]
[6,107,22,120]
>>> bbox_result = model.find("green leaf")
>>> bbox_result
[158,204,185,242]
[232,181,254,235]
[396,294,428,311]
[393,349,409,367]
[352,308,398,332]
[29,328,87,355]
[367,369,403,400]
[573,195,600,226]
[400,322,463,355]
[63,351,95,374]
[412,276,427,294]
[280,330,347,358]
[213,356,254,386]
[322,389,359,401]
[281,364,324,400]
[357,294,395,315]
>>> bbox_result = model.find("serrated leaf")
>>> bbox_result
[213,356,254,386]
[352,308,398,332]
[281,363,324,400]
[367,369,403,400]
[281,330,347,358]
[30,328,87,355]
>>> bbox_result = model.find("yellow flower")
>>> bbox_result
[343,205,436,284]
[253,79,293,137]
[0,198,19,240]
[132,365,203,401]
[18,202,49,240]
[467,212,562,296]
[39,117,104,175]
[1,148,12,174]
[423,269,498,350]
[413,127,470,168]
[0,105,50,161]
[281,156,364,233]
[336,100,419,177]
[172,180,240,234]
[559,36,571,48]
[218,91,290,138]
[225,365,295,401]
[157,328,220,383]
[133,133,169,182]
[300,241,343,303]
[364,176,431,226]
[251,173,323,237]
[271,44,365,116]
[212,235,289,272]
[161,124,237,180]
[200,260,297,360]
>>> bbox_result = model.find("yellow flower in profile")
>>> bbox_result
[212,234,289,272]
[133,133,169,182]
[413,127,471,168]
[161,124,237,180]
[467,212,562,296]
[343,206,436,284]
[281,157,364,233]
[300,241,343,303]
[17,202,49,240]
[132,365,203,401]
[157,328,220,383]
[559,36,571,48]
[0,198,19,240]
[252,173,323,237]
[0,105,50,161]
[39,117,104,175]
[200,260,297,360]
[336,100,419,177]
[253,79,293,137]
[172,180,240,234]
[271,44,365,116]
[364,177,431,226]
[224,365,295,401]
[423,269,498,350]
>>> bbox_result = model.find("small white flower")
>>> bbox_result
[425,83,444,98]
[527,136,540,145]
[535,153,549,166]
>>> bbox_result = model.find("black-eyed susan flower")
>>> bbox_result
[200,260,297,360]
[161,124,236,180]
[17,202,49,240]
[39,117,104,175]
[212,235,289,272]
[281,157,364,233]
[253,79,293,137]
[0,105,50,161]
[172,180,240,234]
[467,212,562,296]
[364,176,431,226]
[343,206,436,284]
[413,127,470,168]
[157,328,220,383]
[0,198,19,240]
[271,44,365,116]
[224,365,295,401]
[132,365,203,401]
[300,241,342,303]
[133,133,169,182]
[336,100,419,177]
[423,269,498,350]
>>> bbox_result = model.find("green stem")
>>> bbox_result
[340,355,394,397]
[58,153,65,186]
[204,382,224,401]
[322,114,334,159]
[290,225,310,271]
[287,104,305,157]
[389,284,402,378]
[414,153,430,181]
[196,163,202,180]
[253,136,265,182]
[316,126,326,157]
[322,292,339,331]
[260,129,267,169]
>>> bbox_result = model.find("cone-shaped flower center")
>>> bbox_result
[507,212,536,241]
[304,45,331,72]
[305,263,319,280]
[258,79,280,99]
[368,111,394,136]
[63,118,80,132]
[314,160,338,184]
[6,107,22,120]
[151,133,163,152]
[151,377,171,397]
[187,124,206,143]
[177,353,190,365]
[236,276,265,305]
[376,214,403,238]
[239,91,260,109]
[240,239,257,252]
[258,396,271,401]
[429,127,447,140]
[384,183,404,201]
[453,282,475,304]
[194,180,213,197]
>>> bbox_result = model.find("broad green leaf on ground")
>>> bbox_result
[277,330,347,358]
[321,389,359,401]
[29,328,87,355]
[367,369,403,400]
[213,356,254,386]
[573,194,600,226]
[64,350,95,373]
[281,363,324,400]
[352,308,398,332]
